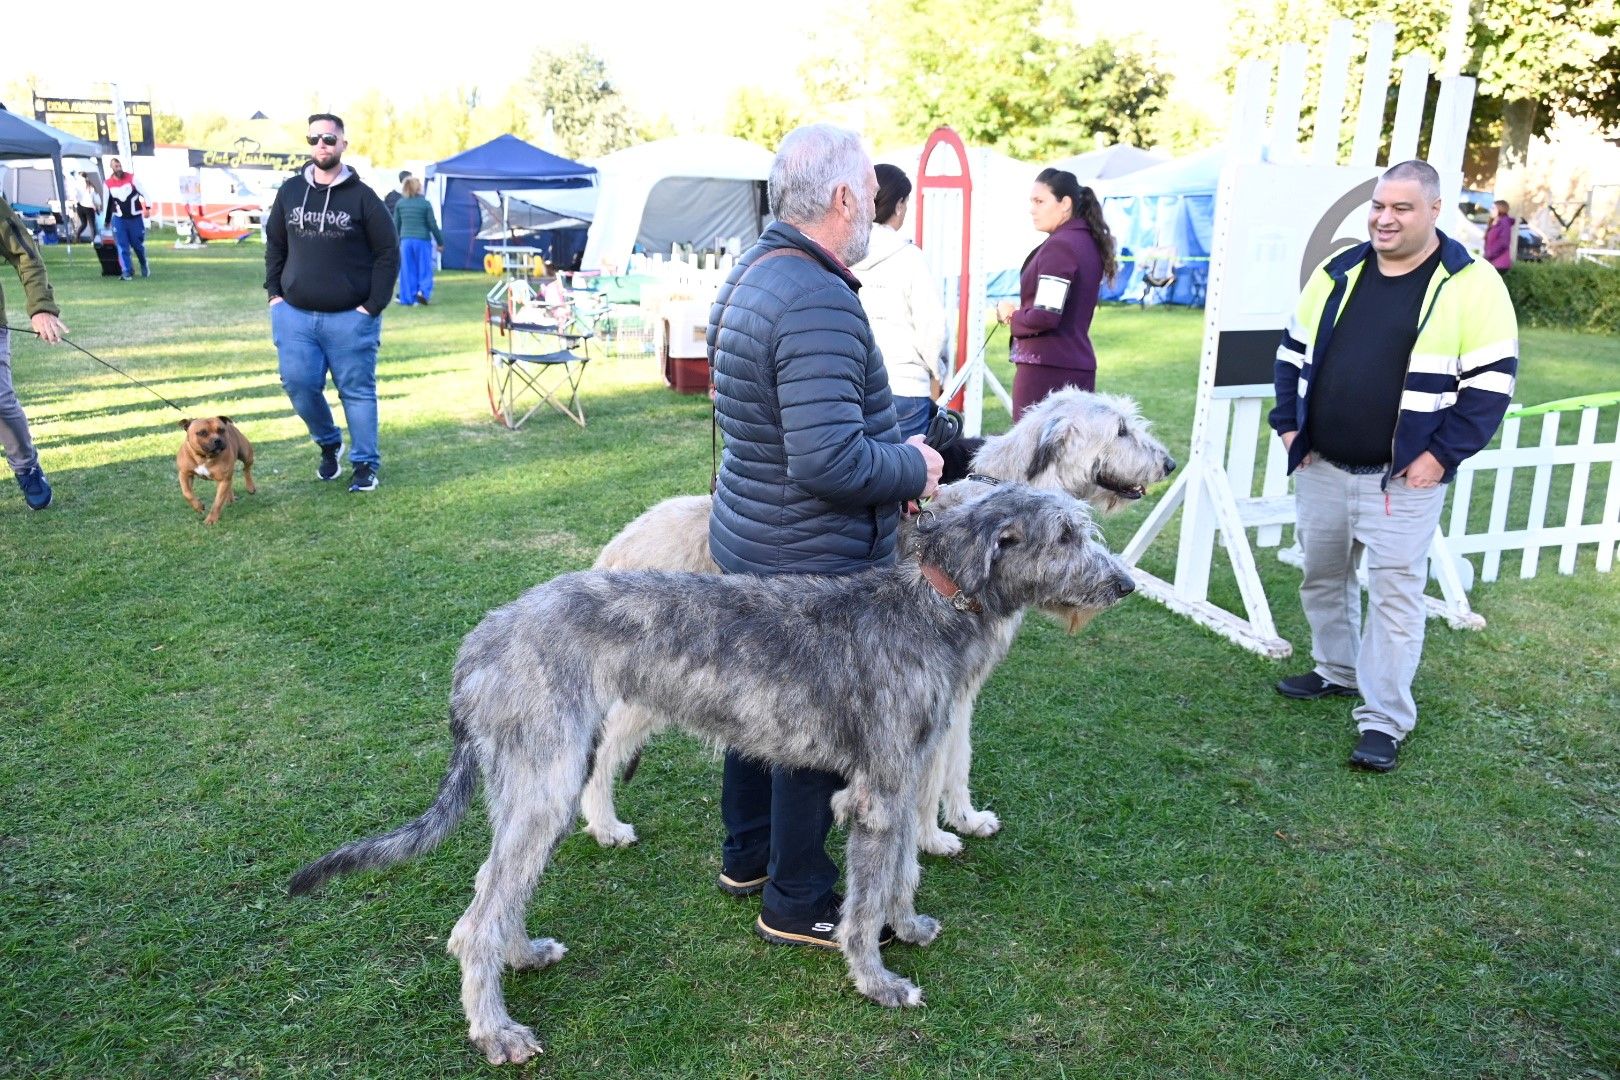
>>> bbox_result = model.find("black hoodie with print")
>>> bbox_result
[264,165,399,315]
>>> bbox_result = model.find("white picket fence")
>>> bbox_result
[1445,394,1620,583]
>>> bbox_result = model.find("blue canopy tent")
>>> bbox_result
[1097,147,1224,306]
[426,135,595,270]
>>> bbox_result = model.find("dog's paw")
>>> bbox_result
[858,971,925,1009]
[472,1021,543,1065]
[917,827,964,857]
[586,821,638,847]
[895,914,941,946]
[203,513,220,526]
[511,936,567,971]
[952,808,1001,838]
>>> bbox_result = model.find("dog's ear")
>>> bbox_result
[218,416,232,426]
[1025,414,1070,480]
[952,513,1025,597]
[178,418,194,431]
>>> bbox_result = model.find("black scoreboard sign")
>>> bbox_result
[33,96,155,156]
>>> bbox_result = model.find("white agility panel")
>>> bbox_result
[1122,20,1483,657]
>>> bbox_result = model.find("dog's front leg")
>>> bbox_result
[938,694,1000,838]
[180,469,205,514]
[885,782,941,947]
[204,476,232,525]
[838,791,926,1008]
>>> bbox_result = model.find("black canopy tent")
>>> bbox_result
[0,105,102,243]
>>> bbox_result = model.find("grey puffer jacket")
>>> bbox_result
[708,222,927,576]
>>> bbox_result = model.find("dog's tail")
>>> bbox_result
[287,722,478,897]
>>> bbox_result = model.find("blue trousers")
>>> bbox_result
[111,216,147,277]
[398,238,435,304]
[270,302,382,467]
[892,395,937,440]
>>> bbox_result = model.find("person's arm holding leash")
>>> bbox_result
[1,198,67,342]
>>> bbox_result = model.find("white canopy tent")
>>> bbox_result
[582,136,774,273]
[1049,144,1168,185]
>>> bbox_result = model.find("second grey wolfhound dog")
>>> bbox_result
[585,389,1175,854]
[287,486,1136,1066]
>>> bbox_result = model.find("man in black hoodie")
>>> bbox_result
[265,113,399,493]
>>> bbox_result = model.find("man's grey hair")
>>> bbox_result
[1382,159,1442,203]
[769,123,870,226]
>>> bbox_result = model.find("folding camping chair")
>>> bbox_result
[484,277,594,429]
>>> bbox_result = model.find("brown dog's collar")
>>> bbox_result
[920,563,982,613]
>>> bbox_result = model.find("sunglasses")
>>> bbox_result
[306,134,340,146]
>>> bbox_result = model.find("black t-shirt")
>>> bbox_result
[1306,245,1443,467]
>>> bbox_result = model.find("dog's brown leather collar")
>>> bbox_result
[920,563,982,613]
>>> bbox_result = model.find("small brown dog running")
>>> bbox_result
[177,416,255,525]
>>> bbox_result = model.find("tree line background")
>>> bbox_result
[5,0,1615,189]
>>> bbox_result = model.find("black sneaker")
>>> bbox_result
[717,867,767,897]
[1349,730,1400,772]
[416,292,429,306]
[15,466,53,510]
[348,463,378,493]
[755,893,894,950]
[1276,671,1359,700]
[317,441,344,481]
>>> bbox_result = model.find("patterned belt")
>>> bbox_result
[1319,457,1389,476]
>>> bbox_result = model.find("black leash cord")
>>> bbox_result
[5,323,186,413]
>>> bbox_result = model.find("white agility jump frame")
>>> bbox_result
[1127,21,1619,657]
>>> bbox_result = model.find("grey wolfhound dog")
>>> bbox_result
[585,389,1175,855]
[288,486,1136,1066]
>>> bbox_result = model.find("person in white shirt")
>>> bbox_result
[850,164,947,439]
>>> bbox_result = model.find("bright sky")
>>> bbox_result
[12,0,1233,130]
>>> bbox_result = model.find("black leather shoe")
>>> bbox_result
[1349,730,1400,772]
[1276,671,1360,700]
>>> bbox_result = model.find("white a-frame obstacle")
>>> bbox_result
[1121,20,1480,658]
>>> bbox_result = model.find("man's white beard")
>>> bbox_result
[842,224,870,265]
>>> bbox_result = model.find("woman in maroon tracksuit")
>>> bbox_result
[997,168,1118,419]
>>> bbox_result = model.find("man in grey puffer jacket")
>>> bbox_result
[708,123,943,948]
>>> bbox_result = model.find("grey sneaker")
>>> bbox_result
[317,441,344,481]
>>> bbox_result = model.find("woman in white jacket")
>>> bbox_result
[851,164,947,439]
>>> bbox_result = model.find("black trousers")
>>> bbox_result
[721,750,841,919]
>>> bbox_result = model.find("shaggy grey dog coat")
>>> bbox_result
[288,485,1136,1066]
[586,389,1175,853]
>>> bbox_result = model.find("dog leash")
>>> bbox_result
[5,323,186,413]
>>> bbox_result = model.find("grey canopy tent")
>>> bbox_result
[0,106,101,229]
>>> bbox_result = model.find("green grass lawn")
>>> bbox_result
[2,238,1616,1079]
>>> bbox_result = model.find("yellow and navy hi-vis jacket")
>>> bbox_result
[1267,230,1519,485]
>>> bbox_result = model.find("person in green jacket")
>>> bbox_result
[392,177,443,306]
[1,196,68,510]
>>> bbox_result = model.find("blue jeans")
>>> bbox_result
[270,302,381,467]
[111,216,147,277]
[398,238,435,304]
[892,395,937,440]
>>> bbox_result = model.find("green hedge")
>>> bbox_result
[1503,259,1620,333]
